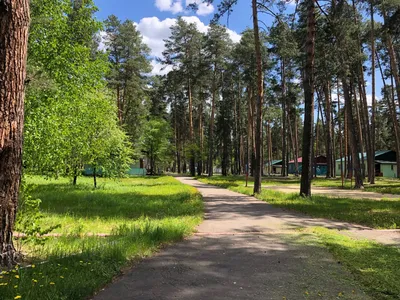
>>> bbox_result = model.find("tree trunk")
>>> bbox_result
[383,9,400,109]
[324,82,333,178]
[93,167,97,188]
[252,0,264,194]
[370,2,376,184]
[390,75,400,178]
[198,99,203,176]
[281,60,287,177]
[343,79,364,188]
[354,85,366,179]
[208,69,217,177]
[300,0,316,197]
[294,113,300,176]
[337,83,345,186]
[0,0,30,267]
[350,0,372,182]
[379,47,400,178]
[188,80,195,176]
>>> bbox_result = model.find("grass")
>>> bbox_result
[197,176,400,229]
[294,227,400,300]
[219,174,400,195]
[26,176,202,234]
[1,176,203,300]
[264,175,400,195]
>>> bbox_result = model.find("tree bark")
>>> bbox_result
[370,2,376,183]
[188,80,195,176]
[281,60,287,177]
[324,82,333,178]
[252,0,264,194]
[198,98,203,176]
[208,69,217,177]
[0,0,30,267]
[383,9,400,110]
[343,79,364,188]
[300,0,316,197]
[337,83,345,186]
[93,167,97,188]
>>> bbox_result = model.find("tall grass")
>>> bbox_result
[295,228,400,300]
[0,176,203,300]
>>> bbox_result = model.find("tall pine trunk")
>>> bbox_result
[0,0,30,267]
[370,2,376,183]
[281,60,287,177]
[324,83,333,178]
[252,0,264,194]
[300,0,316,197]
[343,79,364,188]
[208,69,217,177]
[188,80,195,176]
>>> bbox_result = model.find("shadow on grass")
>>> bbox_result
[5,222,192,300]
[28,183,202,221]
[197,177,400,229]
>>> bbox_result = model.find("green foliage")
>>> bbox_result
[140,119,173,174]
[104,15,152,143]
[15,184,61,247]
[24,0,133,181]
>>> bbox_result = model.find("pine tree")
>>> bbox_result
[0,0,30,267]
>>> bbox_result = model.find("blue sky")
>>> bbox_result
[94,0,253,34]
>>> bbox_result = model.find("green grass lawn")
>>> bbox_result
[1,176,203,300]
[267,175,400,194]
[219,174,400,194]
[197,176,400,229]
[294,228,400,300]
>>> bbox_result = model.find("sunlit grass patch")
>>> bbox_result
[25,176,202,234]
[2,176,203,300]
[197,176,400,229]
[297,227,400,300]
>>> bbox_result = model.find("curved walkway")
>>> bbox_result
[93,177,372,300]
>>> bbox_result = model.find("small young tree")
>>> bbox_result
[140,119,172,175]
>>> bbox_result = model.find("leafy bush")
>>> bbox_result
[15,186,60,247]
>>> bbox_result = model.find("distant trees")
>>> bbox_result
[181,0,400,194]
[104,15,151,141]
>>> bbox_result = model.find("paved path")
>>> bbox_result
[93,177,377,300]
[265,184,400,200]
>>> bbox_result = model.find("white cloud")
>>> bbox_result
[150,60,174,76]
[227,29,241,43]
[155,0,215,16]
[366,94,381,107]
[97,16,241,76]
[135,16,241,59]
[186,0,215,16]
[155,0,183,14]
